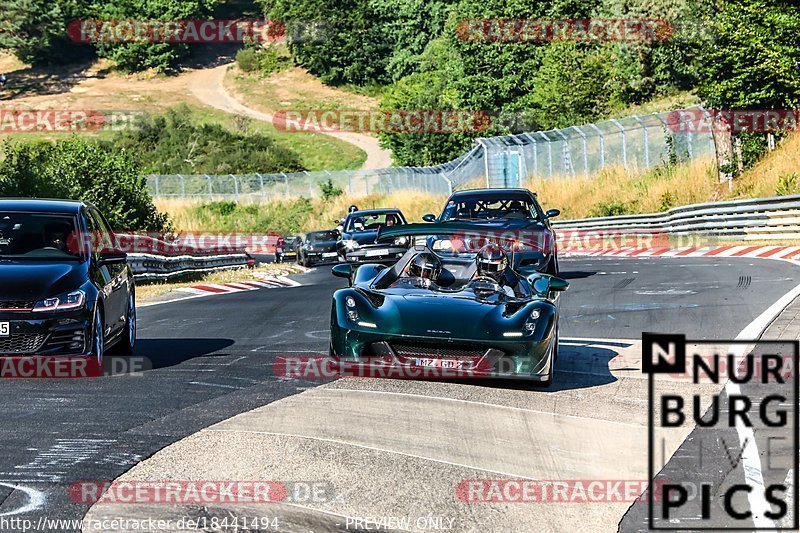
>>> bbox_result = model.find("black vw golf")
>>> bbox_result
[0,199,135,367]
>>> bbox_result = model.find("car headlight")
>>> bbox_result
[345,296,359,321]
[393,236,408,246]
[524,309,541,334]
[305,243,313,251]
[33,290,86,312]
[342,239,360,251]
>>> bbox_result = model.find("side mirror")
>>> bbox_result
[98,249,127,266]
[334,219,340,224]
[549,276,569,291]
[544,209,560,219]
[422,214,436,223]
[332,264,352,279]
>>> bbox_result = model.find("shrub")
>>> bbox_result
[111,105,305,174]
[320,178,343,200]
[0,137,169,231]
[776,173,800,196]
[591,200,631,217]
[236,48,259,72]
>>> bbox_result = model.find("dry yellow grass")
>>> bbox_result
[732,133,800,198]
[530,157,720,219]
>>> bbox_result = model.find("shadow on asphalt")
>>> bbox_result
[559,270,597,280]
[124,338,236,371]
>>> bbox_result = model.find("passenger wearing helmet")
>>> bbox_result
[406,252,443,288]
[475,243,520,297]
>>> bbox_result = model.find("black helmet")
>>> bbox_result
[477,243,508,281]
[408,252,442,282]
[348,205,359,213]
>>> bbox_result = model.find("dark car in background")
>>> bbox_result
[423,188,560,275]
[0,199,135,367]
[337,208,411,264]
[297,230,340,266]
[276,235,301,263]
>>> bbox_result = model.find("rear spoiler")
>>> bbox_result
[376,222,496,243]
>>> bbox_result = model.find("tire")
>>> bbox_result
[112,292,136,355]
[545,254,559,276]
[541,326,558,388]
[91,305,105,371]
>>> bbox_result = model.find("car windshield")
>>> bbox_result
[440,196,538,221]
[0,211,82,260]
[345,212,404,232]
[308,231,338,242]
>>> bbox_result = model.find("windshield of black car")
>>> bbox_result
[440,197,538,221]
[308,231,338,242]
[345,212,404,232]
[0,212,82,260]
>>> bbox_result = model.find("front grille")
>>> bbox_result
[391,342,489,359]
[0,333,46,354]
[0,300,35,311]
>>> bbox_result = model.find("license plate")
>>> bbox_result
[365,249,387,257]
[322,252,337,258]
[414,358,463,369]
[0,322,9,337]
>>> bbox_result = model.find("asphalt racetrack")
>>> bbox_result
[1,256,799,532]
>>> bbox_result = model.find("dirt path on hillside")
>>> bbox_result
[186,64,392,170]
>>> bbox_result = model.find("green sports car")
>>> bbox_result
[328,224,568,385]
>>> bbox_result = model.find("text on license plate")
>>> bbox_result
[322,252,337,257]
[365,249,387,257]
[414,358,464,369]
[0,322,9,336]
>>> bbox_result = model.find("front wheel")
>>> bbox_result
[113,292,136,355]
[91,306,105,371]
[541,326,558,388]
[545,255,559,276]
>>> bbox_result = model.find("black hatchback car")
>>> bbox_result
[297,230,339,266]
[0,199,135,367]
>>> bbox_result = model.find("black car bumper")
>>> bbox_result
[343,246,407,264]
[0,310,91,357]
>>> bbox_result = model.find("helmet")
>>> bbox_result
[408,252,442,282]
[348,205,359,213]
[477,243,508,281]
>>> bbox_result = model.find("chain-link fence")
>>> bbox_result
[147,106,715,200]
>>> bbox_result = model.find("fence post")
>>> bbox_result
[231,174,239,200]
[207,175,212,200]
[154,175,160,197]
[632,115,650,168]
[178,174,185,197]
[476,139,490,187]
[554,130,573,176]
[522,134,538,179]
[589,124,605,170]
[305,171,313,197]
[611,119,628,171]
[282,173,289,197]
[257,173,264,199]
[572,126,589,177]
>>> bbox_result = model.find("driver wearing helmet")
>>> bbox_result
[404,252,443,289]
[475,243,520,297]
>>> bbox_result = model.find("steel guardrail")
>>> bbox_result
[553,194,800,240]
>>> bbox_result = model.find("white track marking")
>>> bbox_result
[317,388,645,428]
[727,281,800,529]
[205,428,542,480]
[0,483,46,516]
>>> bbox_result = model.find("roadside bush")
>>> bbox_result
[590,200,631,218]
[236,48,259,72]
[320,178,343,200]
[111,105,305,174]
[776,173,800,196]
[0,137,169,231]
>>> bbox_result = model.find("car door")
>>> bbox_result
[87,208,127,334]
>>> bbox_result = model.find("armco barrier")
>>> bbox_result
[553,194,800,241]
[127,252,250,282]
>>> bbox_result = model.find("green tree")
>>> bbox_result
[0,138,169,231]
